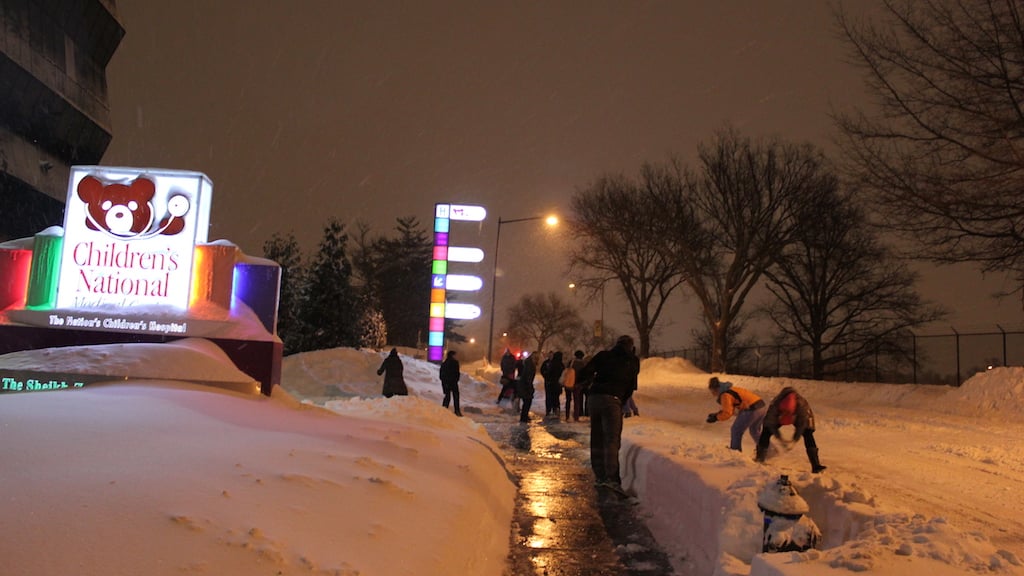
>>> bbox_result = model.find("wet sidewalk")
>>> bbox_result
[473,410,676,576]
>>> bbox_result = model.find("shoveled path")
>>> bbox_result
[471,408,677,576]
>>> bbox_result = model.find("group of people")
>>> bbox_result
[377,339,826,503]
[375,347,463,417]
[496,348,598,423]
[495,348,547,423]
[706,376,826,474]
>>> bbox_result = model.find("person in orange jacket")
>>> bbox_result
[755,386,826,473]
[706,376,766,452]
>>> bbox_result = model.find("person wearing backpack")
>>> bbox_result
[562,350,585,421]
[706,376,766,452]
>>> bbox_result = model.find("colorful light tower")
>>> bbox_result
[428,203,486,362]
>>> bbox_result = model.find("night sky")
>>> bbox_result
[100,1,1022,350]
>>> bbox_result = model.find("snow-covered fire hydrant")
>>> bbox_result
[757,474,822,553]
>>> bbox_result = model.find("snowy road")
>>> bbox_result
[632,377,1024,561]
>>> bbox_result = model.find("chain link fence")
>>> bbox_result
[655,325,1024,386]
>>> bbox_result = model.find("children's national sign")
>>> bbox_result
[55,167,212,310]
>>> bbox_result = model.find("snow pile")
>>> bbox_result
[2,341,1023,575]
[938,366,1024,416]
[624,367,1024,576]
[0,342,515,576]
[0,338,259,393]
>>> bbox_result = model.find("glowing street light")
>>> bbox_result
[569,277,613,340]
[486,214,558,364]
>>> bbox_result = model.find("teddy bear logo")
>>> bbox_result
[77,175,190,240]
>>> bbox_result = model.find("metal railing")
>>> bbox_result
[654,325,1024,386]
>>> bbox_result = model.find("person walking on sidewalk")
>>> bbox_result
[755,386,826,473]
[516,352,538,423]
[439,350,462,417]
[564,350,585,421]
[705,376,766,452]
[542,351,565,418]
[496,348,518,404]
[377,348,408,398]
[578,335,640,493]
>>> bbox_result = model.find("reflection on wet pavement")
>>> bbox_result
[475,412,677,575]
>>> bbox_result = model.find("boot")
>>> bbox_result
[808,447,827,473]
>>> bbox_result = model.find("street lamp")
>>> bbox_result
[486,214,558,364]
[569,277,612,342]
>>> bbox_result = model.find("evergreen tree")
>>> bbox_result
[354,217,432,347]
[262,232,306,355]
[299,218,361,351]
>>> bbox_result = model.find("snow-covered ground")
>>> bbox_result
[625,358,1024,575]
[1,340,1021,575]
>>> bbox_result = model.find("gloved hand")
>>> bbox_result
[706,413,717,423]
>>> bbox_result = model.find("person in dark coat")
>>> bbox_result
[755,386,826,473]
[439,350,462,416]
[377,348,408,397]
[577,335,640,493]
[516,352,538,423]
[496,348,518,404]
[564,350,586,422]
[542,351,565,417]
[500,348,517,378]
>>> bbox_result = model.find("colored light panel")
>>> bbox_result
[448,247,484,263]
[444,303,481,320]
[428,346,444,362]
[429,302,445,317]
[448,204,487,221]
[0,248,32,311]
[25,231,63,309]
[445,274,483,291]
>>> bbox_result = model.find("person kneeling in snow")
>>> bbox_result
[755,386,826,473]
[706,376,766,452]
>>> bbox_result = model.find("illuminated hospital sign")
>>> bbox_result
[56,167,212,310]
[0,165,285,396]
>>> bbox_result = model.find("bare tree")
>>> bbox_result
[652,127,835,372]
[763,187,946,379]
[568,174,686,357]
[834,0,1024,286]
[689,313,758,372]
[506,292,585,354]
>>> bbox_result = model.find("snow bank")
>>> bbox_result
[0,342,516,576]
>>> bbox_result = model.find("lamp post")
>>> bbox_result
[486,214,558,364]
[570,277,612,343]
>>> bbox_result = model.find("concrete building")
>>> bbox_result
[0,0,124,242]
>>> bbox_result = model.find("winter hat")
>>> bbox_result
[615,335,635,352]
